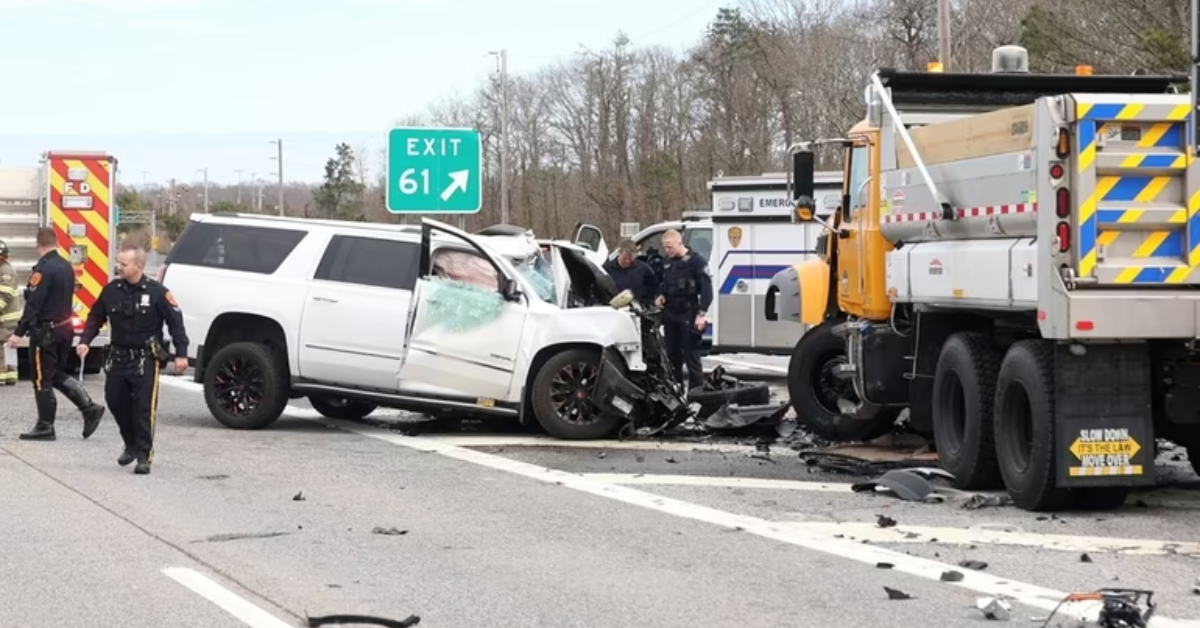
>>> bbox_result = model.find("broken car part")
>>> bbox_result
[1038,589,1156,628]
[976,596,1012,621]
[306,614,420,627]
[851,469,946,503]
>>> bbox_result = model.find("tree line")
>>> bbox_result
[120,0,1190,246]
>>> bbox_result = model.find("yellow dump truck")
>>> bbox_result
[772,45,1195,511]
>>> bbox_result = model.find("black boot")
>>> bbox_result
[134,461,151,474]
[19,390,57,441]
[118,449,135,466]
[59,378,106,439]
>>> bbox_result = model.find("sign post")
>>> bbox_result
[386,127,482,213]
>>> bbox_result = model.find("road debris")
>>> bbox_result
[883,586,912,600]
[1080,553,1093,563]
[940,570,964,582]
[203,531,293,543]
[958,559,988,571]
[851,469,947,503]
[876,514,897,528]
[372,527,409,536]
[196,474,229,480]
[962,494,1009,510]
[975,596,1012,621]
[293,491,306,501]
[306,613,421,627]
[1038,589,1155,628]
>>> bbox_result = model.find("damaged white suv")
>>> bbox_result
[164,214,773,439]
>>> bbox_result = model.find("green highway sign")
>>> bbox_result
[386,127,482,213]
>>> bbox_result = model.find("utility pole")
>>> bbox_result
[197,168,209,213]
[936,0,951,70]
[1192,0,1199,150]
[234,169,243,205]
[490,49,509,224]
[269,139,284,216]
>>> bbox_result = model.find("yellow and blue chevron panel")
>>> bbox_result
[1072,95,1196,284]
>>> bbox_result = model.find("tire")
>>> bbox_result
[203,341,289,430]
[530,348,622,440]
[931,332,1004,490]
[993,340,1071,511]
[309,396,378,421]
[786,319,899,442]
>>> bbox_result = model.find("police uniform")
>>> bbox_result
[13,248,106,441]
[0,240,22,385]
[79,275,188,474]
[656,250,713,389]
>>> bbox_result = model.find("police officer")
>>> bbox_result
[6,228,106,440]
[77,242,189,475]
[654,229,713,390]
[0,240,22,385]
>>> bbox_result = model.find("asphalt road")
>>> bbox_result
[2,368,1200,628]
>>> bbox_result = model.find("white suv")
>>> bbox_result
[160,213,705,439]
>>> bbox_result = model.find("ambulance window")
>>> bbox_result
[684,228,713,260]
[638,231,665,257]
[846,145,869,216]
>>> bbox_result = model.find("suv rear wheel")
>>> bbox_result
[203,341,289,429]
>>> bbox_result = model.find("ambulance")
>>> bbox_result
[572,171,842,354]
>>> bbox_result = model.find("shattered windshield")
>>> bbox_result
[513,252,556,304]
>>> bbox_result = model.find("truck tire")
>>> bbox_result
[309,396,378,421]
[993,340,1071,511]
[787,319,899,442]
[203,341,289,430]
[931,332,1003,490]
[530,347,622,440]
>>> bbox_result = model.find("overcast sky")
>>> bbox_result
[0,0,721,185]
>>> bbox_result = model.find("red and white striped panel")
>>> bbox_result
[883,202,1038,223]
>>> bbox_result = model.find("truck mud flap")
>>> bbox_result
[1054,343,1155,489]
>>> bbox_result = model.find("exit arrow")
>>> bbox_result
[441,170,469,202]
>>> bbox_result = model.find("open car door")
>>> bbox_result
[398,218,529,401]
[570,222,609,264]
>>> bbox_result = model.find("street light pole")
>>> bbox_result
[269,139,284,216]
[489,48,509,224]
[197,168,209,213]
[936,0,951,70]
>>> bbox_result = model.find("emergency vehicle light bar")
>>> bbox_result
[876,69,1188,108]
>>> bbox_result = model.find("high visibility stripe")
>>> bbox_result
[46,154,113,324]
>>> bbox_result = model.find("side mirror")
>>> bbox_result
[502,278,522,302]
[792,150,816,211]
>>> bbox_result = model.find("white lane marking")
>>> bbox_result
[787,522,1200,557]
[706,356,788,375]
[301,418,1200,627]
[584,473,854,492]
[158,378,1200,626]
[162,567,295,628]
[420,434,760,454]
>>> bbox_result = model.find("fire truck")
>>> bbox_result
[0,151,116,373]
[776,44,1196,512]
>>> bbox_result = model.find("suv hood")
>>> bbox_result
[560,246,617,306]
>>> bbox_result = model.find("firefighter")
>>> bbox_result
[6,228,106,440]
[77,242,189,474]
[0,239,21,385]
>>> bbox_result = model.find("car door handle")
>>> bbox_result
[311,296,338,304]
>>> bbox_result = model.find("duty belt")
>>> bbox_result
[109,346,148,363]
[41,318,73,329]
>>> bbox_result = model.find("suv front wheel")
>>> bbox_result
[530,348,622,440]
[203,341,289,429]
